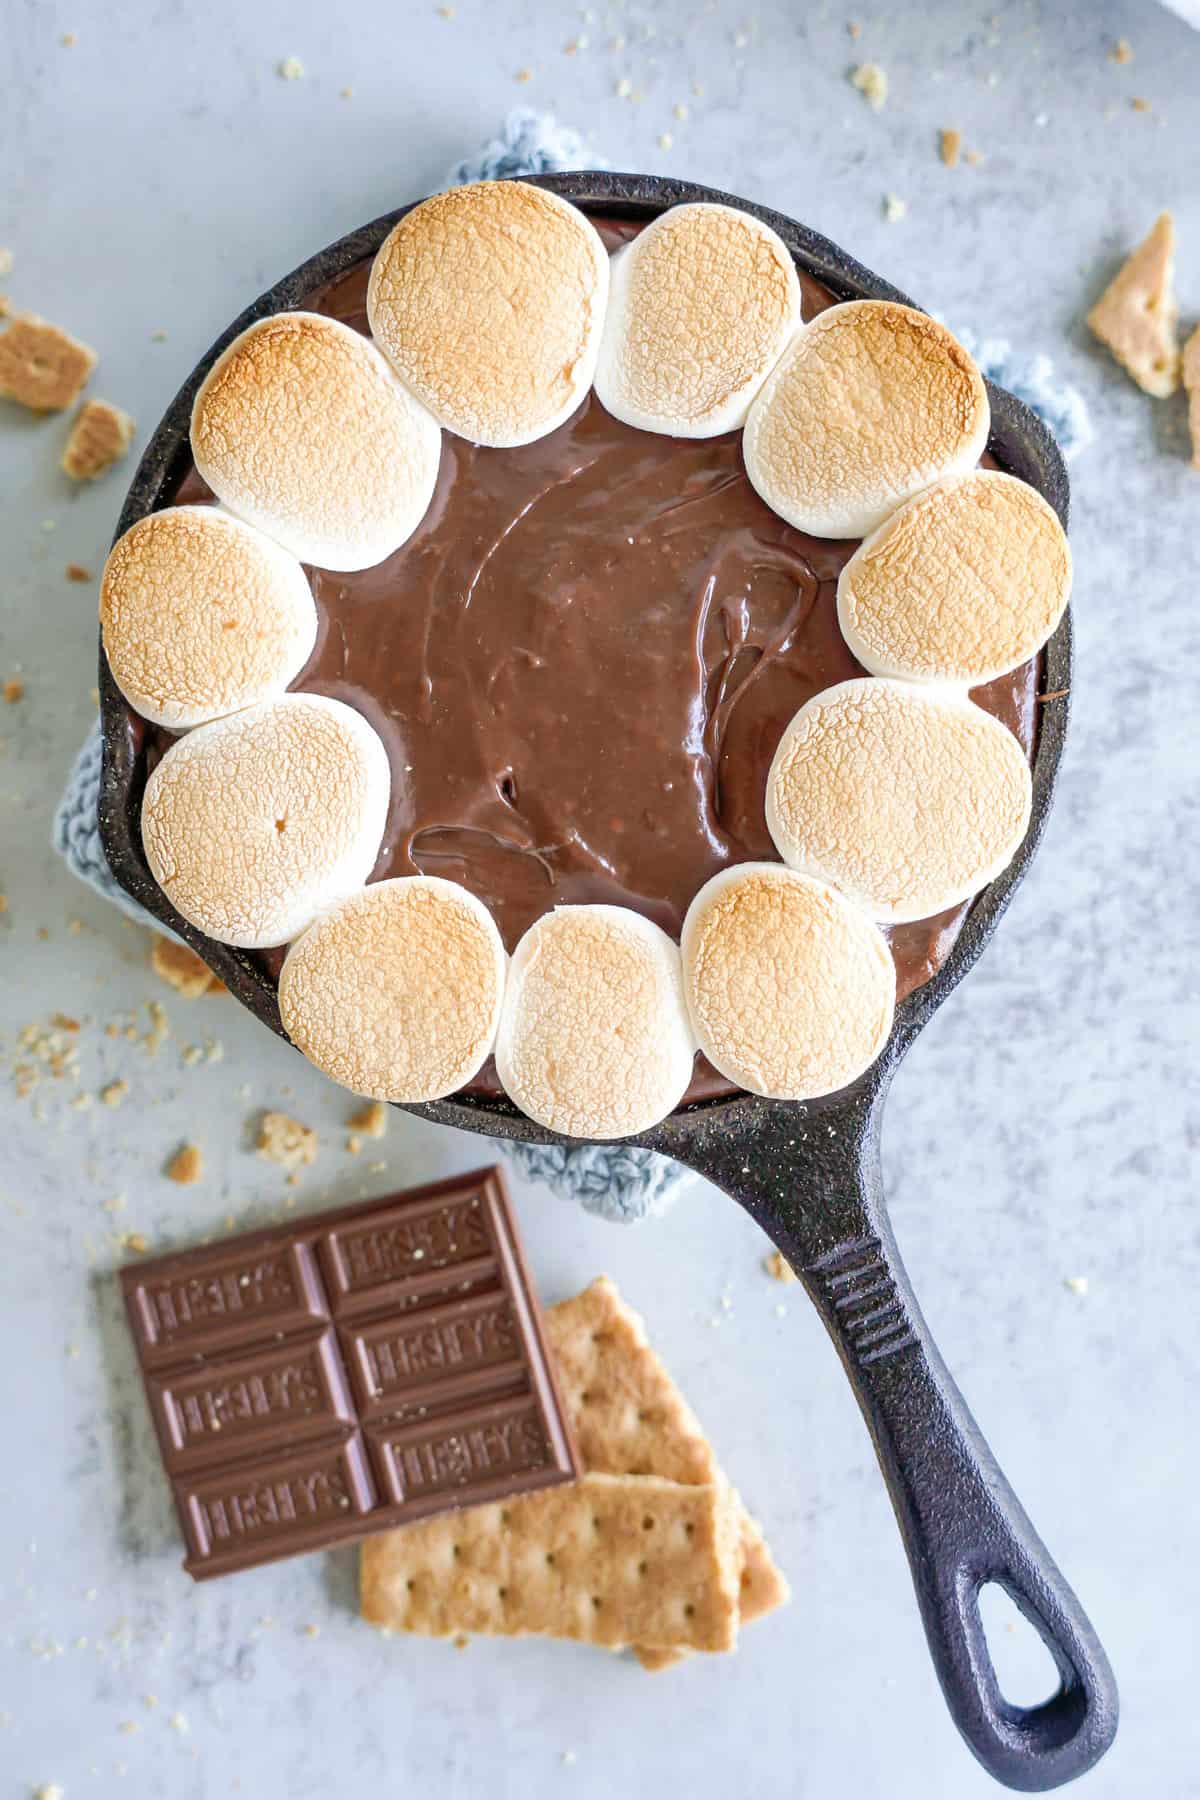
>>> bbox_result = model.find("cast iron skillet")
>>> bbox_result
[98,172,1117,1791]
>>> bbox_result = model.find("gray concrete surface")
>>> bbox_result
[2,1,1198,1795]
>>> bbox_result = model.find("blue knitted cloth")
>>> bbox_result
[53,110,1091,1223]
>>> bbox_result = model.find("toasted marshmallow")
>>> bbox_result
[190,312,441,571]
[743,301,989,539]
[593,202,801,437]
[367,181,609,448]
[682,864,895,1100]
[495,906,696,1140]
[100,506,317,728]
[765,678,1031,923]
[837,471,1071,686]
[141,694,389,948]
[278,877,506,1102]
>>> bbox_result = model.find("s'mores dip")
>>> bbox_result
[101,180,1071,1137]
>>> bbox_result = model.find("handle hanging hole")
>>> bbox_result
[978,1581,1063,1710]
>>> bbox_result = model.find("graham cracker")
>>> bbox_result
[0,312,96,412]
[151,934,224,998]
[544,1278,789,1668]
[61,397,135,479]
[1087,212,1180,398]
[1183,325,1200,471]
[360,1471,741,1653]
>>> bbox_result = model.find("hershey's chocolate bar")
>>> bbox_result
[120,1167,579,1578]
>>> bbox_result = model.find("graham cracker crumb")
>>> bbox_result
[65,563,92,582]
[34,1786,65,1800]
[151,934,221,998]
[0,295,10,319]
[61,31,76,45]
[278,55,305,79]
[303,1623,321,1639]
[0,893,7,913]
[150,329,168,342]
[257,1110,319,1170]
[99,1079,129,1108]
[764,1249,797,1284]
[166,1143,203,1185]
[939,127,962,167]
[61,399,135,481]
[119,1232,150,1255]
[850,62,887,109]
[964,147,985,166]
[5,677,25,703]
[346,1135,362,1155]
[1109,38,1133,64]
[144,1000,170,1054]
[847,19,861,37]
[349,1099,387,1138]
[1182,325,1200,469]
[515,66,533,82]
[1131,96,1150,113]
[0,314,96,412]
[339,86,353,99]
[453,1633,469,1649]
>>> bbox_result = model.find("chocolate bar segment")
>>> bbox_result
[120,1167,579,1579]
[367,1393,560,1510]
[128,1239,326,1369]
[146,1329,356,1472]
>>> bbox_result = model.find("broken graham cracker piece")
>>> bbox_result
[361,1472,741,1652]
[150,933,223,998]
[348,1099,387,1138]
[62,397,135,479]
[0,312,96,412]
[1087,212,1180,398]
[1183,326,1200,470]
[256,1110,318,1170]
[165,1142,203,1185]
[544,1276,788,1667]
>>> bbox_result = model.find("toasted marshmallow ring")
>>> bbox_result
[837,471,1072,686]
[682,863,896,1101]
[100,506,317,729]
[495,905,697,1140]
[141,693,390,949]
[279,876,507,1103]
[765,677,1032,924]
[190,311,441,572]
[593,201,801,437]
[744,300,990,539]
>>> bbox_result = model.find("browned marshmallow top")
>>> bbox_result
[158,218,1038,1101]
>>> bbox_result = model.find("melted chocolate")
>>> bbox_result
[165,216,1037,1103]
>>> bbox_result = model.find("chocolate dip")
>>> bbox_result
[164,215,1037,1102]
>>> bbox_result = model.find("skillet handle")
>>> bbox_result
[675,1096,1117,1791]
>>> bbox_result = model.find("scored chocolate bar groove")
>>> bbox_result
[120,1167,579,1579]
